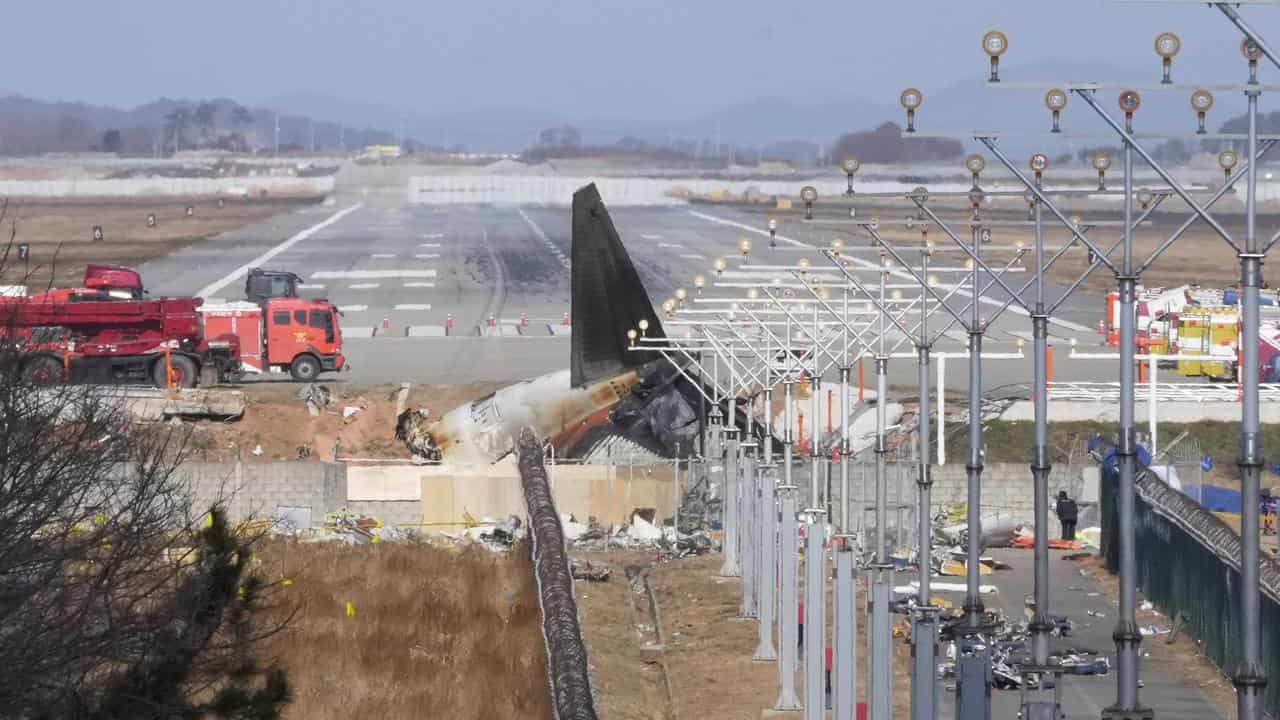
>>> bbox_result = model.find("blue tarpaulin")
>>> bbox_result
[1182,484,1243,513]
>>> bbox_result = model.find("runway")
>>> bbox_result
[139,189,1144,390]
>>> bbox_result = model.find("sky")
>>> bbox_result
[2,0,1272,123]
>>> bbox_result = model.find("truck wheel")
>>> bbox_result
[153,355,198,389]
[290,354,321,382]
[21,356,62,385]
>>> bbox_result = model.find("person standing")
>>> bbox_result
[1262,488,1276,536]
[1056,490,1078,542]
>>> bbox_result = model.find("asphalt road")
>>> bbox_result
[934,548,1225,719]
[136,183,1178,391]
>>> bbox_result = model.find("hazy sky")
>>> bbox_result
[4,1,1271,120]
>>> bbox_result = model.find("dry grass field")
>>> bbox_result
[258,541,552,720]
[0,197,316,288]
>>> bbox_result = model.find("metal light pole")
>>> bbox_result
[1234,48,1266,720]
[720,421,741,578]
[776,377,803,711]
[833,291,858,719]
[1107,99,1150,720]
[754,383,779,661]
[957,218,993,720]
[1022,153,1062,719]
[868,263,894,720]
[804,360,827,720]
[910,241,939,720]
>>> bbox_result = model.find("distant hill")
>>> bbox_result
[0,95,404,156]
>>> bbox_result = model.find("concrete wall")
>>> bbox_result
[413,461,676,533]
[408,175,976,207]
[182,460,346,529]
[178,458,1085,536]
[176,459,676,533]
[0,175,333,198]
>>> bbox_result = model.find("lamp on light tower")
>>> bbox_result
[1155,31,1181,84]
[982,30,1008,82]
[900,87,923,133]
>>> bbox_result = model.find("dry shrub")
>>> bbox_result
[260,540,551,720]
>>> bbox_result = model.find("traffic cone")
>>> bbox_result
[445,313,454,335]
[520,312,528,327]
[488,315,496,329]
[562,312,570,326]
[381,317,390,330]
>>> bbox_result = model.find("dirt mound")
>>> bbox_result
[187,381,504,461]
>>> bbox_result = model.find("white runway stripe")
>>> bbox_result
[371,253,396,259]
[659,242,684,249]
[680,253,706,260]
[419,243,441,248]
[348,283,380,289]
[297,283,325,289]
[311,270,437,279]
[423,233,444,239]
[414,253,440,259]
[641,234,665,240]
[517,208,571,269]
[196,204,363,298]
[394,304,433,310]
[403,282,436,288]
[687,208,1094,334]
[340,305,369,312]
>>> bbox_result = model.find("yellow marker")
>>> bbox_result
[345,601,355,618]
[280,573,293,587]
[202,514,213,529]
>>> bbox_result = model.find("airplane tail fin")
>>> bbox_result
[571,183,665,387]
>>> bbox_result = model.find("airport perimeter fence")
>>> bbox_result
[518,428,599,720]
[1100,465,1280,715]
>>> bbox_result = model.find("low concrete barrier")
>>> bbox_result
[177,459,676,533]
[414,460,675,532]
[0,175,333,198]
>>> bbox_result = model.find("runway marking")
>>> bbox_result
[679,253,706,260]
[394,303,433,311]
[419,243,442,248]
[423,233,444,239]
[196,203,363,298]
[371,253,396,259]
[297,283,325,290]
[517,208,571,269]
[414,253,440,259]
[403,282,436,288]
[641,233,664,240]
[340,304,369,312]
[659,242,684,249]
[687,209,1093,334]
[311,270,438,279]
[348,283,381,289]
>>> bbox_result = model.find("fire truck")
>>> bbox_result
[198,267,345,381]
[0,265,240,387]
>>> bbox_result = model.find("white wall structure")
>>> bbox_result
[0,175,333,198]
[407,175,977,207]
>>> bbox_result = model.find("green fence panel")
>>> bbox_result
[1100,465,1280,715]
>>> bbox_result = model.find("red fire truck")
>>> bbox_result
[0,265,240,387]
[199,297,345,381]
